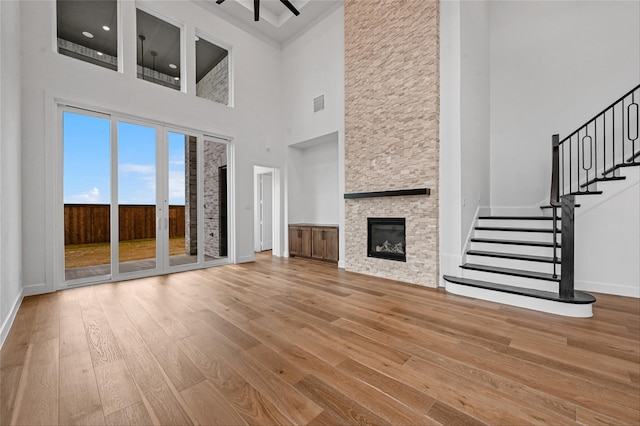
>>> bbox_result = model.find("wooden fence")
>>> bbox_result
[64,204,185,245]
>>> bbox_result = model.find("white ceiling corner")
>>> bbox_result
[194,0,342,47]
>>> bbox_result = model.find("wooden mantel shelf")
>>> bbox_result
[344,188,430,199]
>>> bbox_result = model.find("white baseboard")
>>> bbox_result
[236,255,256,264]
[22,282,48,297]
[283,250,290,258]
[445,282,593,318]
[576,279,640,298]
[0,292,23,349]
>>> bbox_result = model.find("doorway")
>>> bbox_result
[253,165,281,256]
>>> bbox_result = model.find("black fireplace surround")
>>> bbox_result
[367,218,406,262]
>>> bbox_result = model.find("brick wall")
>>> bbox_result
[196,56,229,105]
[344,0,440,287]
[204,141,227,258]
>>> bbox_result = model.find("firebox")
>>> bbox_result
[367,218,406,262]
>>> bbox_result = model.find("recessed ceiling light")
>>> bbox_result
[102,25,110,31]
[82,31,94,38]
[96,51,104,56]
[174,77,180,81]
[169,64,177,69]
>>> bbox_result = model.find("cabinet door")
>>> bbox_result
[311,228,325,260]
[289,226,301,256]
[300,227,312,257]
[324,227,339,262]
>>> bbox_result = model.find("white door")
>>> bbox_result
[260,174,273,251]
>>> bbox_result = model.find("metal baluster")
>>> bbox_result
[622,96,626,163]
[612,105,615,171]
[602,112,606,179]
[552,206,558,278]
[582,126,594,192]
[560,144,564,197]
[629,91,639,162]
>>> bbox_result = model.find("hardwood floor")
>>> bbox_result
[1,252,639,425]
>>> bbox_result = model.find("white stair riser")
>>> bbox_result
[465,255,560,274]
[460,269,559,293]
[445,283,592,318]
[469,242,558,257]
[621,165,639,179]
[477,219,559,229]
[474,230,560,243]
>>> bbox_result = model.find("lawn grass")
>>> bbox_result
[65,237,187,268]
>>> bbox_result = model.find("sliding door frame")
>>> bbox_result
[54,101,234,291]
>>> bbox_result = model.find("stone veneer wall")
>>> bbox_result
[204,142,227,258]
[344,0,439,287]
[196,56,229,105]
[185,136,198,255]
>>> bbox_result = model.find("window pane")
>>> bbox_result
[196,36,229,105]
[57,0,118,71]
[63,111,111,281]
[136,9,181,90]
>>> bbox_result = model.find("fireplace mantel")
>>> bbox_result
[344,188,430,199]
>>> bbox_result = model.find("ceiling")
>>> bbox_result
[195,0,343,46]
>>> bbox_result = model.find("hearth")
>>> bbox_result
[367,218,406,262]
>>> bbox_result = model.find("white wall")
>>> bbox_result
[574,171,640,297]
[302,141,339,224]
[460,0,490,241]
[20,0,285,294]
[282,6,345,266]
[0,0,23,346]
[439,0,463,281]
[489,0,640,209]
[440,0,492,282]
[288,139,339,225]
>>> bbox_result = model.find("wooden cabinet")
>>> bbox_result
[289,225,311,258]
[289,224,338,264]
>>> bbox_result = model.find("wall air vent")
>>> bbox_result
[313,95,325,113]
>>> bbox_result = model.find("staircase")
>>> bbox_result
[444,84,640,317]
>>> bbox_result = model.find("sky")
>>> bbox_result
[63,111,186,205]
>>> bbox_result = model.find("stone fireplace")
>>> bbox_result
[344,0,439,287]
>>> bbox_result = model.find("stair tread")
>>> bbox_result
[461,263,560,282]
[580,176,626,188]
[602,161,640,176]
[466,250,560,264]
[628,151,640,162]
[568,190,603,196]
[541,204,580,209]
[475,226,559,233]
[443,275,596,304]
[478,216,559,220]
[470,238,560,248]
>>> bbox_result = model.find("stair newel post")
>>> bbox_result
[560,194,575,298]
[551,134,560,278]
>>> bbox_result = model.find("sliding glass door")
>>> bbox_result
[61,107,230,287]
[117,121,158,274]
[63,111,112,281]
